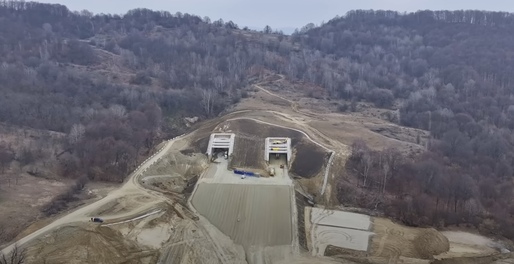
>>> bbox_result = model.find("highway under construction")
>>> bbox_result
[190,133,298,263]
[0,112,492,264]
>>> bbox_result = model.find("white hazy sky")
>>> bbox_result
[37,0,514,31]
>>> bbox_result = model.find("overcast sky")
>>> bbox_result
[37,0,514,32]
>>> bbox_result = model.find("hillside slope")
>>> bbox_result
[2,0,514,245]
[295,10,514,240]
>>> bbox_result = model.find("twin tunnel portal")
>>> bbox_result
[206,133,292,168]
[192,133,297,259]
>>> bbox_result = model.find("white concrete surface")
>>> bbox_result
[310,208,373,256]
[311,208,371,231]
[313,225,373,253]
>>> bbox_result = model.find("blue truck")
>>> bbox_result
[234,169,258,177]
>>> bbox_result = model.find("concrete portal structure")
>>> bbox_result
[265,137,291,163]
[206,133,235,159]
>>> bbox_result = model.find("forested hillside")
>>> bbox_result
[0,1,271,182]
[2,0,514,240]
[295,10,514,239]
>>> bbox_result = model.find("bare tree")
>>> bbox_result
[201,89,214,116]
[0,244,27,264]
[381,161,390,194]
[67,124,85,145]
[108,104,127,118]
[0,145,14,173]
[362,152,373,187]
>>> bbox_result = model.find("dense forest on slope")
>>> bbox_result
[0,1,267,183]
[295,10,514,239]
[2,0,514,239]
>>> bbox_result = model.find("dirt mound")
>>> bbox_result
[142,149,209,180]
[324,245,368,258]
[25,224,157,264]
[371,218,449,260]
[190,135,210,153]
[432,253,512,264]
[414,229,450,259]
[290,141,329,178]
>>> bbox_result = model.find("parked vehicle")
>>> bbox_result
[234,169,258,177]
[90,217,104,223]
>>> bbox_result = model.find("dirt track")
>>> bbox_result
[371,218,449,260]
[2,73,495,264]
[0,136,179,256]
[225,117,331,178]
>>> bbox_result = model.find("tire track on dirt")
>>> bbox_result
[0,135,184,255]
[250,77,340,196]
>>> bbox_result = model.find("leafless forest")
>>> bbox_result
[0,1,514,241]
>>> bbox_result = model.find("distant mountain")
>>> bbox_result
[247,26,297,34]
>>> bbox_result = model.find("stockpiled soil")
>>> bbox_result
[191,183,293,249]
[290,140,329,178]
[371,218,450,260]
[414,229,450,259]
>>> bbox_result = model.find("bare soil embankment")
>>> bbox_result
[224,119,329,178]
[290,141,329,179]
[371,218,449,260]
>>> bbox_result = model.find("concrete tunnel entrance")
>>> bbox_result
[206,133,235,160]
[265,137,291,166]
[265,137,291,177]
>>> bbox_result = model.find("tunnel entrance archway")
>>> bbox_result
[265,137,291,164]
[206,133,235,160]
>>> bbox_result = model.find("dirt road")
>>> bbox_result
[0,137,181,255]
[252,78,341,198]
[226,116,335,195]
